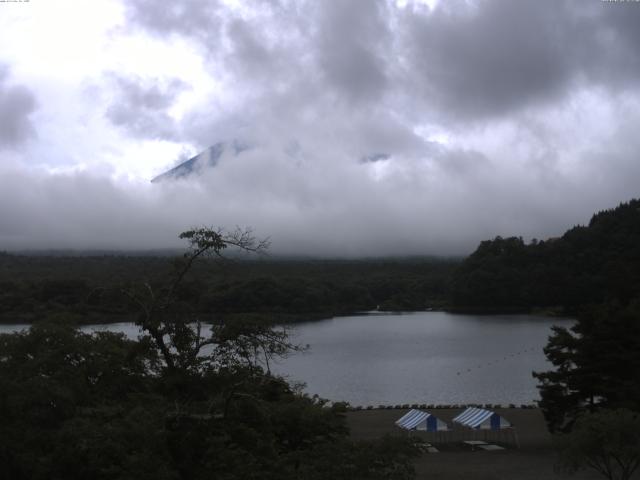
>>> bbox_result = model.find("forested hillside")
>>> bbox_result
[0,255,457,324]
[451,199,640,313]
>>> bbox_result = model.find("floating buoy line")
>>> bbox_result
[455,347,539,376]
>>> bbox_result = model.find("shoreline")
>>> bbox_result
[0,306,572,326]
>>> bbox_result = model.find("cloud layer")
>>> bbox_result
[0,0,639,255]
[0,66,38,149]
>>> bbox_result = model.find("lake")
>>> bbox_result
[0,311,571,406]
[272,312,571,406]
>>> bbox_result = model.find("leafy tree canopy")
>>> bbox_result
[534,300,640,432]
[556,409,640,480]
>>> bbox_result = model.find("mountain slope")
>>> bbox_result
[450,198,640,311]
[151,142,249,183]
[151,142,393,183]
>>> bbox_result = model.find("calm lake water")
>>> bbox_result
[0,312,571,406]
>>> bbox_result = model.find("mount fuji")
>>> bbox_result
[151,141,250,183]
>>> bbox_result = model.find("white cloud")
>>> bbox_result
[0,0,639,255]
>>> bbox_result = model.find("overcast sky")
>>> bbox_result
[0,0,639,256]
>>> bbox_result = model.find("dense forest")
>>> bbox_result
[451,199,640,313]
[0,254,456,324]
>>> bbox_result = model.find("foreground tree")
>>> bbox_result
[556,409,640,480]
[123,227,277,374]
[0,228,419,479]
[0,322,169,480]
[534,300,640,432]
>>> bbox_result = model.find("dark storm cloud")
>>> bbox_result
[401,0,575,120]
[314,0,390,102]
[0,66,38,149]
[105,74,188,140]
[579,1,640,89]
[400,0,640,122]
[225,18,280,78]
[122,0,640,124]
[125,0,393,104]
[123,0,223,45]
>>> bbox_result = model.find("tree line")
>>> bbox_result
[450,199,640,312]
[0,254,456,324]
